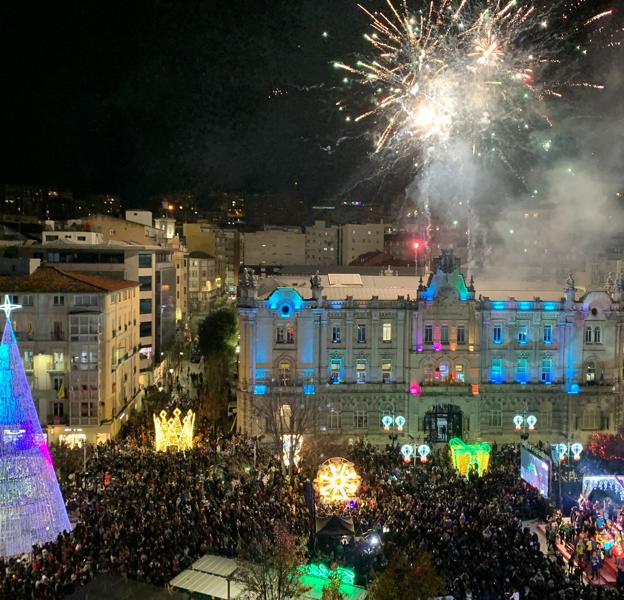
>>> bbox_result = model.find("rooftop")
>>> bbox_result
[0,266,138,293]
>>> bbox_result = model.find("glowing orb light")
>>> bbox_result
[449,438,491,478]
[400,444,414,463]
[570,442,583,461]
[513,415,524,431]
[382,415,393,432]
[553,443,568,462]
[314,457,361,504]
[417,444,431,463]
[394,415,406,432]
[153,408,195,452]
[527,415,537,431]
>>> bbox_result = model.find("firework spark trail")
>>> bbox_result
[333,0,619,268]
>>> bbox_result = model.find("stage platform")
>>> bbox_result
[536,523,617,587]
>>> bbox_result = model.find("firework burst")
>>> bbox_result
[335,0,617,162]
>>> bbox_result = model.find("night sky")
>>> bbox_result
[1,1,372,206]
[1,1,622,211]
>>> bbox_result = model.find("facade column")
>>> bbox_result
[397,310,406,384]
[371,311,379,382]
[345,310,353,383]
[319,316,328,384]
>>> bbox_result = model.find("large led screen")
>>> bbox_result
[520,446,550,496]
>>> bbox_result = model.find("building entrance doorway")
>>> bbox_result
[424,404,463,443]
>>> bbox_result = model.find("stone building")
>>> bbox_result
[236,251,624,445]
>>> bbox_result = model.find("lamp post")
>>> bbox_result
[513,413,537,440]
[552,440,583,509]
[413,242,420,277]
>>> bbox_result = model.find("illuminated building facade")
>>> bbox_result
[237,250,624,445]
[0,266,141,443]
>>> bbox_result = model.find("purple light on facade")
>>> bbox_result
[409,383,422,396]
[433,343,442,352]
[0,319,71,557]
[417,345,423,352]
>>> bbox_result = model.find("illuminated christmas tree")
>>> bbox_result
[0,296,71,556]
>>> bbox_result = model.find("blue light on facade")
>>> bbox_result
[543,302,558,311]
[254,384,268,395]
[303,383,315,395]
[491,301,507,310]
[266,288,305,319]
[567,383,580,395]
[518,301,533,311]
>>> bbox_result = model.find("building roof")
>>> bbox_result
[0,266,138,293]
[188,250,215,260]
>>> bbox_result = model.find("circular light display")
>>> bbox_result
[314,457,361,504]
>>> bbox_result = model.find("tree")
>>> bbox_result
[368,551,445,600]
[197,308,238,422]
[237,523,310,600]
[321,572,346,600]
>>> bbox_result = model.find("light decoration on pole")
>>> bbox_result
[400,444,414,464]
[0,296,72,556]
[153,408,195,452]
[513,415,524,431]
[381,415,393,432]
[449,438,491,478]
[514,414,537,431]
[526,415,537,431]
[417,444,431,463]
[570,442,583,461]
[394,415,406,432]
[314,457,361,504]
[281,434,302,468]
[552,443,568,462]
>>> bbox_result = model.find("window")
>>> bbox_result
[424,324,433,344]
[332,325,341,343]
[356,324,366,343]
[53,402,64,417]
[53,376,64,391]
[329,410,341,430]
[581,406,600,430]
[541,357,553,383]
[382,361,392,383]
[276,327,285,344]
[517,324,528,344]
[139,299,152,314]
[455,364,465,383]
[543,324,552,344]
[354,410,368,429]
[21,295,33,306]
[441,325,449,344]
[456,325,465,344]
[382,322,392,342]
[594,326,602,344]
[53,321,63,340]
[516,357,529,383]
[53,295,64,306]
[74,295,97,306]
[356,359,367,383]
[286,327,295,344]
[424,363,434,384]
[439,360,450,383]
[493,324,503,344]
[53,352,64,370]
[491,358,504,383]
[139,254,152,268]
[138,276,152,291]
[586,362,596,384]
[585,326,592,343]
[139,322,152,338]
[279,360,291,385]
[23,351,34,370]
[540,404,552,429]
[330,358,342,383]
[488,405,503,428]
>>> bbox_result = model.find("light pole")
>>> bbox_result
[513,413,537,440]
[413,242,420,277]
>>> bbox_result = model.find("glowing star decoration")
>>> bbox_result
[526,415,537,431]
[382,415,394,432]
[314,457,361,504]
[394,415,406,432]
[449,438,492,478]
[513,415,524,431]
[0,295,22,320]
[570,442,583,461]
[400,444,414,464]
[153,408,195,452]
[417,444,431,463]
[282,434,302,468]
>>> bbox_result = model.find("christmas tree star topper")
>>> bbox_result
[0,295,22,320]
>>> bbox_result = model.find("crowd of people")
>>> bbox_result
[2,395,624,599]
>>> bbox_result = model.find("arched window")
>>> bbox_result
[424,362,434,384]
[454,363,465,383]
[488,401,503,428]
[586,362,595,384]
[439,360,450,383]
[581,404,600,430]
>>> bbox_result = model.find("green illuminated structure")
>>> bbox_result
[449,438,491,478]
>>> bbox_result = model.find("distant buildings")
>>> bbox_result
[0,266,140,444]
[188,251,219,313]
[1,184,74,220]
